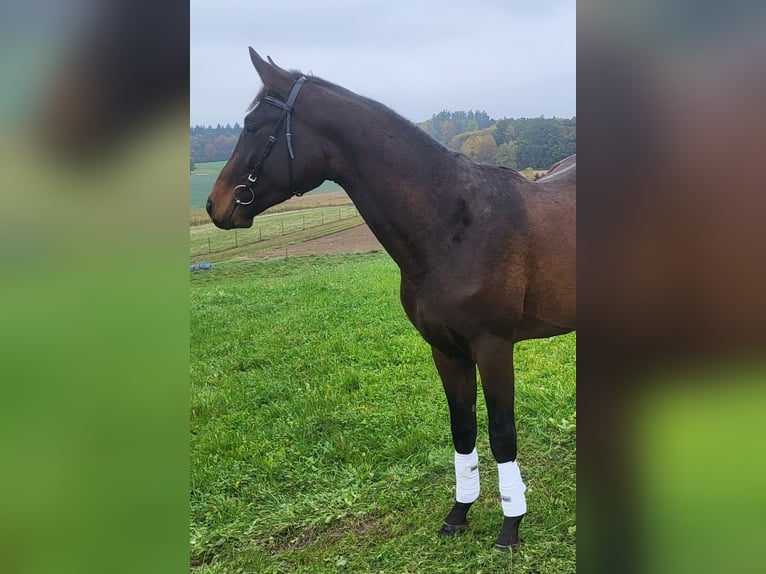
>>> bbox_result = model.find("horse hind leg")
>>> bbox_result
[476,338,527,551]
[431,346,478,536]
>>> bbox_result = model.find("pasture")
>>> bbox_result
[190,205,361,260]
[190,253,575,573]
[190,161,226,209]
[191,161,345,209]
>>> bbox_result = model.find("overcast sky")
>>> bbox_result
[190,0,575,127]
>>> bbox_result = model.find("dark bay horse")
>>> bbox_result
[206,49,576,551]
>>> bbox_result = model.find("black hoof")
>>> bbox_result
[439,501,473,537]
[494,514,524,551]
[493,539,522,552]
[493,538,522,552]
[440,521,469,537]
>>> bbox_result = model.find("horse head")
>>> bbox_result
[207,49,326,229]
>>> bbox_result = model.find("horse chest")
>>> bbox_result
[399,277,492,358]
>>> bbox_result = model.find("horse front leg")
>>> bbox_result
[476,338,526,551]
[431,346,479,537]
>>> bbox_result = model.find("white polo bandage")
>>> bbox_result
[454,448,480,503]
[497,460,527,516]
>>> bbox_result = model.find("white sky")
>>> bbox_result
[190,0,575,126]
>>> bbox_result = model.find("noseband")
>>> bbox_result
[231,75,307,210]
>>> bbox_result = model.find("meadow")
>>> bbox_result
[191,161,345,209]
[190,253,576,573]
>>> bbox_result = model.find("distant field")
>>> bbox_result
[191,161,345,208]
[190,190,355,228]
[190,205,361,260]
[192,161,227,175]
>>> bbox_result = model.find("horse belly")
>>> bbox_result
[517,199,576,335]
[516,259,576,338]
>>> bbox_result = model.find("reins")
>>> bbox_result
[229,75,307,220]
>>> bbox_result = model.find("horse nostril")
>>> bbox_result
[206,198,213,217]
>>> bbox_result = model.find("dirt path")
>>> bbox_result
[249,223,383,259]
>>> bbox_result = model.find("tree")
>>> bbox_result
[495,142,518,169]
[494,118,514,145]
[440,119,457,142]
[473,110,493,130]
[203,143,217,161]
[461,134,497,163]
[190,158,196,173]
[214,134,237,159]
[419,110,494,145]
[189,124,243,163]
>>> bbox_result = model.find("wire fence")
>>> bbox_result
[189,205,359,258]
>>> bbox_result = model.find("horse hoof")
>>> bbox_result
[440,501,472,537]
[493,539,521,552]
[494,514,523,550]
[439,521,468,537]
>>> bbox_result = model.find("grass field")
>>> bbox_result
[190,253,576,573]
[191,161,345,208]
[190,161,226,208]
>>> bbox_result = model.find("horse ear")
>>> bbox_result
[249,47,291,92]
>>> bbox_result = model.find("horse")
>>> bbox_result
[206,48,576,551]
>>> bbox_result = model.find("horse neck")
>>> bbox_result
[313,85,469,277]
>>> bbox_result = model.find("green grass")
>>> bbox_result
[191,174,219,208]
[191,161,345,208]
[193,161,228,175]
[190,253,576,573]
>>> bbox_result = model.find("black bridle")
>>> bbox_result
[231,75,307,211]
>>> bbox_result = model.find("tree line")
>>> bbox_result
[190,123,242,165]
[191,113,576,170]
[419,111,576,170]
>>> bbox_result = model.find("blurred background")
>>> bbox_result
[0,1,189,573]
[578,1,766,573]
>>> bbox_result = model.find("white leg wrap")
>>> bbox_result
[454,448,480,503]
[497,460,527,517]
